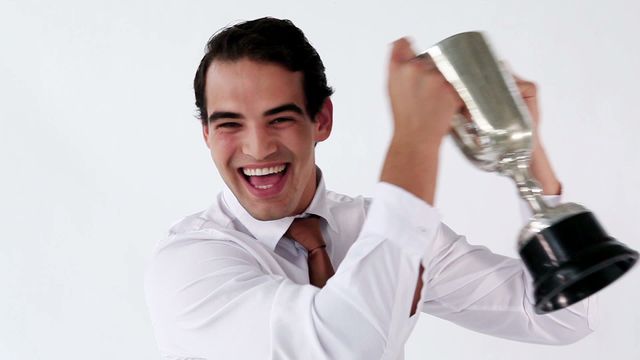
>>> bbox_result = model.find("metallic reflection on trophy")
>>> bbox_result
[421,32,638,313]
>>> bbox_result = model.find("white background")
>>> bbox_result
[1,0,639,359]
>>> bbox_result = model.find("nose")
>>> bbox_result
[241,125,278,160]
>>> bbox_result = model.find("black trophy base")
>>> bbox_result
[519,211,638,314]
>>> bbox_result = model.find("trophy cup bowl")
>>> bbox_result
[421,32,638,313]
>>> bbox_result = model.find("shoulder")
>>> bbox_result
[167,209,211,236]
[148,198,244,259]
[146,209,263,282]
[325,189,373,214]
[167,193,236,237]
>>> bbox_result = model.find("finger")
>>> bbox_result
[516,80,537,99]
[413,53,438,72]
[390,37,417,65]
[461,104,472,119]
[499,60,537,99]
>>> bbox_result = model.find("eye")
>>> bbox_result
[216,122,241,129]
[270,117,294,125]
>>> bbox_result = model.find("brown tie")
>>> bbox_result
[286,215,335,288]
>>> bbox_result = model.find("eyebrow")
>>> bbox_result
[208,111,241,122]
[208,103,304,123]
[264,103,304,117]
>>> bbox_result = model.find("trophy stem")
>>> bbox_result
[502,157,549,215]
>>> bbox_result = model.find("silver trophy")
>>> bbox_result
[421,32,638,313]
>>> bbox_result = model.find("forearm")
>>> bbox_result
[424,264,594,344]
[380,137,441,206]
[530,139,562,195]
[421,224,594,344]
[380,138,441,316]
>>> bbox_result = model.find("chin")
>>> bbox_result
[223,165,302,220]
[236,194,291,220]
[246,206,291,221]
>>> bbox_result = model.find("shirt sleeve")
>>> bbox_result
[419,195,596,345]
[144,182,440,360]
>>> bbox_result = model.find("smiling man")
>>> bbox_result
[201,58,330,221]
[144,17,595,359]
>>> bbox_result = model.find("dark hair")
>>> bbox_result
[193,17,334,125]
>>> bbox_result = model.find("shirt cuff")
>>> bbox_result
[363,182,441,256]
[519,194,562,220]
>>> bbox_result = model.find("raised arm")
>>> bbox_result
[416,69,594,345]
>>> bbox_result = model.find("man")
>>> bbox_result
[145,17,594,359]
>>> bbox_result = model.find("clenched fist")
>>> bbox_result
[387,38,463,147]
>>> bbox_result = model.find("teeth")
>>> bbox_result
[243,164,286,177]
[254,184,274,189]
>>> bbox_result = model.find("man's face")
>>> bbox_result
[203,58,332,221]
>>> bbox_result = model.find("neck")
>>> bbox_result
[292,166,320,216]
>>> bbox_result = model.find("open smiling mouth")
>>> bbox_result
[238,163,290,196]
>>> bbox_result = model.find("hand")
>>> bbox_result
[387,38,463,148]
[510,72,540,133]
[381,38,462,205]
[510,70,562,195]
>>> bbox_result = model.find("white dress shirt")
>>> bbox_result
[144,171,595,360]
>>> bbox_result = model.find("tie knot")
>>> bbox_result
[286,215,325,252]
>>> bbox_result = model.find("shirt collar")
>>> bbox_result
[221,166,338,251]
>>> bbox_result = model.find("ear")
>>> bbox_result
[313,98,333,143]
[202,123,211,149]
